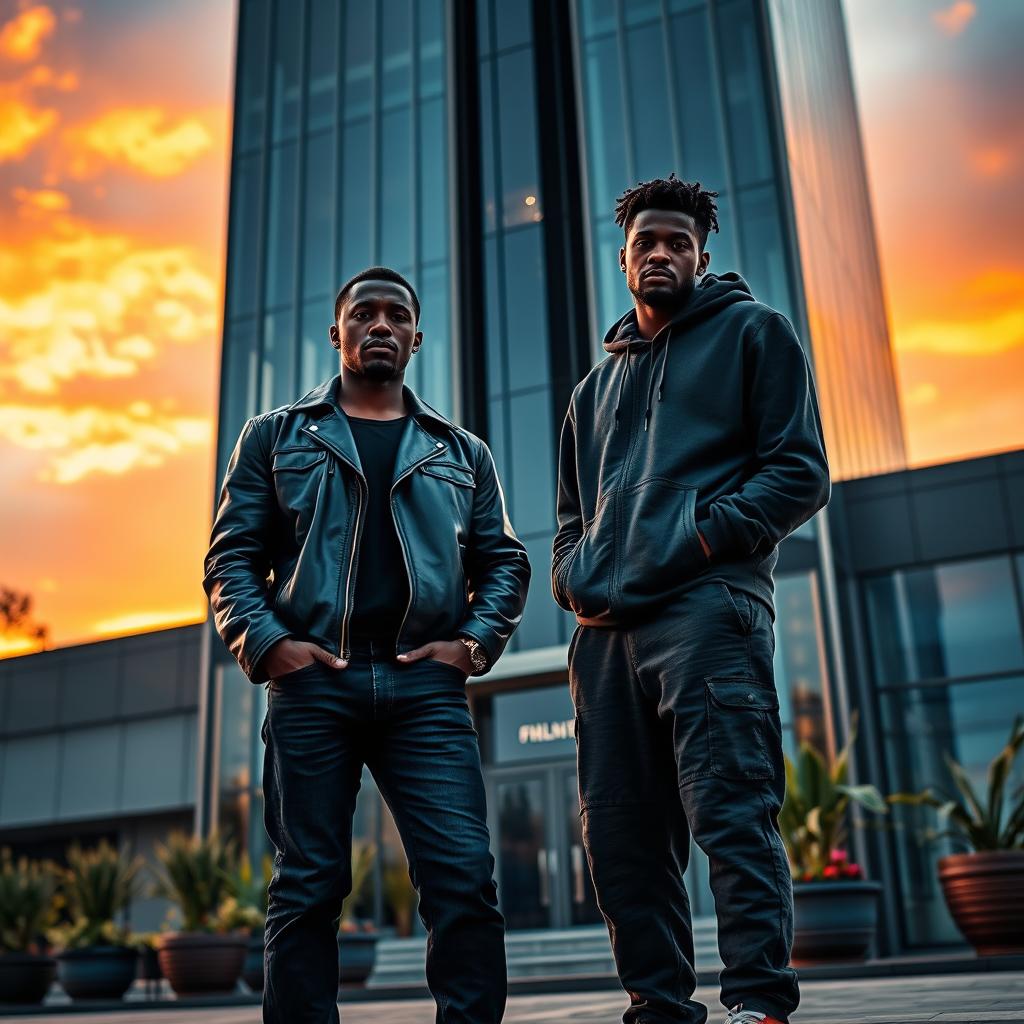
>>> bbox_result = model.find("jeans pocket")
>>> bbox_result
[425,656,469,681]
[705,676,779,781]
[717,582,755,636]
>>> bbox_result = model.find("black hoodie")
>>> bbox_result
[551,272,830,625]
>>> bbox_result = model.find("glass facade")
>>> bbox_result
[206,0,901,941]
[865,555,1024,947]
[767,0,906,479]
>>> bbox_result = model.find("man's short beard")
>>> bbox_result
[362,358,399,382]
[632,274,696,310]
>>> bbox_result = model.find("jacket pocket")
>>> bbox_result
[705,677,780,781]
[272,447,327,540]
[559,491,617,619]
[612,478,706,613]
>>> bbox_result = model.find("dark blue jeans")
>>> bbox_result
[261,640,506,1024]
[570,581,799,1024]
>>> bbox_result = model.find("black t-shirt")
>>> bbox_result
[346,414,411,643]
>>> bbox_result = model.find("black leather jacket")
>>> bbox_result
[204,375,531,685]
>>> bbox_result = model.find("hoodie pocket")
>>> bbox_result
[559,490,617,619]
[611,478,706,613]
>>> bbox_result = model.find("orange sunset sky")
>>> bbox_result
[1,0,1022,655]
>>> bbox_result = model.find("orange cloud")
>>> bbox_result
[0,401,212,484]
[0,217,218,394]
[0,81,58,160]
[12,185,70,211]
[894,307,1024,357]
[933,1,976,37]
[68,107,214,178]
[970,145,1013,178]
[0,5,57,61]
[26,65,78,91]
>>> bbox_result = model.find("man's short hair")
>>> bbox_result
[615,173,720,249]
[334,266,421,323]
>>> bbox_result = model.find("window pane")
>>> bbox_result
[300,300,335,393]
[270,0,302,143]
[670,10,727,188]
[265,142,299,309]
[736,184,792,319]
[497,48,542,227]
[407,261,452,414]
[380,106,413,272]
[419,0,445,99]
[865,557,1024,686]
[493,0,532,51]
[261,306,296,408]
[303,132,336,301]
[716,0,773,187]
[381,0,412,112]
[582,34,629,220]
[503,227,549,393]
[307,0,339,132]
[236,0,270,152]
[227,154,263,319]
[219,318,260,474]
[578,0,616,39]
[509,388,555,537]
[343,2,374,122]
[883,678,1024,946]
[340,119,372,280]
[625,22,674,180]
[418,97,447,265]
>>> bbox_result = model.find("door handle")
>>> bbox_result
[537,849,550,906]
[572,843,585,904]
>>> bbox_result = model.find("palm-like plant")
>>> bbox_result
[779,713,888,881]
[151,831,247,933]
[0,850,57,954]
[890,716,1024,851]
[49,840,143,950]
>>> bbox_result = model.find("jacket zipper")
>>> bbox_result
[299,426,365,661]
[389,443,447,656]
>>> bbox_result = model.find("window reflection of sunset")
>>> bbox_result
[0,1,233,655]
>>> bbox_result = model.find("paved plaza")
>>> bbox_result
[6,972,1023,1023]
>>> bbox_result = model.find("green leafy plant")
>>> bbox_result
[890,716,1024,852]
[0,849,58,954]
[779,713,888,881]
[48,839,143,950]
[339,842,376,933]
[151,831,253,934]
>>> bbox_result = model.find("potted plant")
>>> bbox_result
[0,849,58,1004]
[891,716,1024,956]
[338,841,378,986]
[49,840,143,1001]
[779,715,888,964]
[150,831,260,995]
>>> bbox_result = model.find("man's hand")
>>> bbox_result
[397,639,473,674]
[697,529,712,561]
[261,638,347,678]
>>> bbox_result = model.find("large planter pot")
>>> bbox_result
[338,932,378,986]
[56,945,137,1001]
[792,880,881,964]
[0,952,55,1005]
[156,932,247,996]
[242,927,265,992]
[938,850,1024,956]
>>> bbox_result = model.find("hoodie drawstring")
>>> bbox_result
[614,349,632,428]
[643,329,673,431]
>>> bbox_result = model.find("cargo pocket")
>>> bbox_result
[705,677,779,781]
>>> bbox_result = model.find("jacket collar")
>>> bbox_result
[287,374,457,482]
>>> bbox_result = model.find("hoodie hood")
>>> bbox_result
[603,272,755,430]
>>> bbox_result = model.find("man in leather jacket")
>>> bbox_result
[204,266,530,1023]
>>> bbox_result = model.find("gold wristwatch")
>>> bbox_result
[458,637,488,674]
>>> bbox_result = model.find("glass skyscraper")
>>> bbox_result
[201,0,906,938]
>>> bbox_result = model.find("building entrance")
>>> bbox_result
[487,762,603,930]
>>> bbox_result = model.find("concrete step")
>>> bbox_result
[368,921,722,987]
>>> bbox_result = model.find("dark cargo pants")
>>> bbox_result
[570,580,799,1024]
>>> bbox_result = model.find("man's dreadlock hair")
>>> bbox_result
[614,173,720,250]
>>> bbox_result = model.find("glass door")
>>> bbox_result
[493,771,553,929]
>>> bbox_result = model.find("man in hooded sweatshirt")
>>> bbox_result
[551,175,831,1024]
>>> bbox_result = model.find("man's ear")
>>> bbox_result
[697,249,711,276]
[329,323,341,349]
[619,245,627,274]
[411,330,423,353]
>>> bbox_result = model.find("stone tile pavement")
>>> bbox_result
[7,971,1023,1023]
